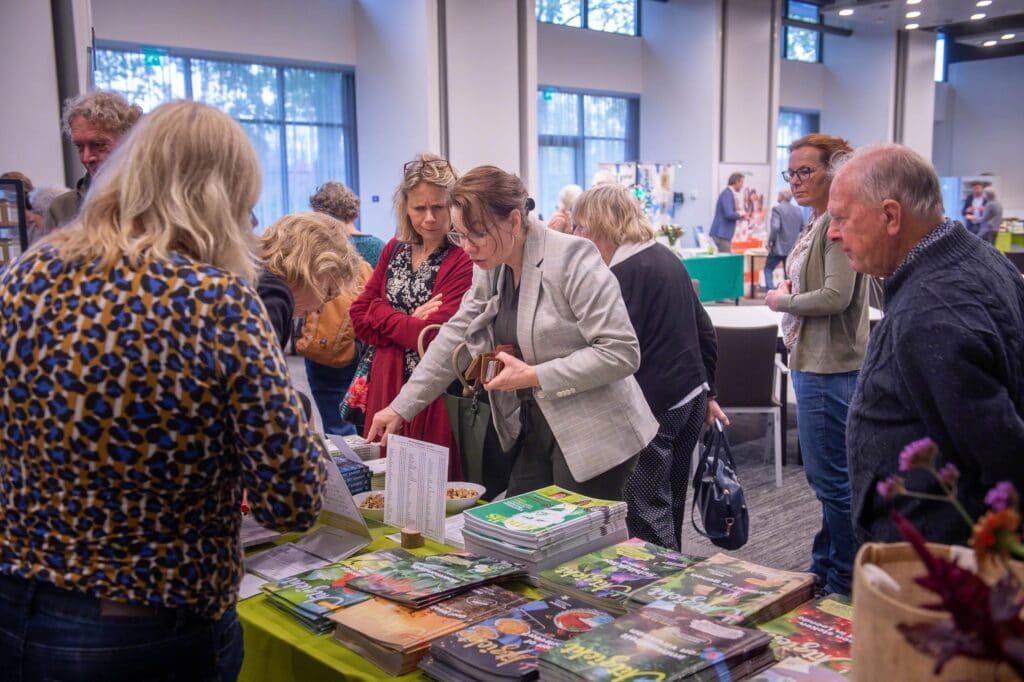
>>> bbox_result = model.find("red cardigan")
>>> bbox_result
[350,238,473,479]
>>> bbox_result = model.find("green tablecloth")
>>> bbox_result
[680,253,744,302]
[238,524,539,681]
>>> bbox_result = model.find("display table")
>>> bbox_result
[238,524,537,682]
[680,253,744,303]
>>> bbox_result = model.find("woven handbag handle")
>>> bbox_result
[416,323,443,359]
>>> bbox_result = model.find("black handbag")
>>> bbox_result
[691,420,750,550]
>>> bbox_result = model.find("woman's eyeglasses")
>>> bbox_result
[572,222,590,236]
[781,166,820,183]
[403,158,453,175]
[446,229,487,247]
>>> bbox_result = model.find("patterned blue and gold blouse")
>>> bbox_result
[0,246,327,618]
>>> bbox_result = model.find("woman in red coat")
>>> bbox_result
[349,153,472,478]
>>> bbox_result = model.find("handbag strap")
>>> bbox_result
[417,323,442,359]
[450,342,475,396]
[690,420,732,541]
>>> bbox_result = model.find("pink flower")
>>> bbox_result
[985,481,1019,512]
[899,437,939,472]
[938,463,960,488]
[877,475,906,500]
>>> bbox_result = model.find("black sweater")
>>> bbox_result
[847,221,1024,545]
[256,271,294,348]
[611,243,718,417]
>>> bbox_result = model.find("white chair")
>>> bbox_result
[713,324,789,487]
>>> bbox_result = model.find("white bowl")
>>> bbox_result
[446,482,486,514]
[353,491,385,522]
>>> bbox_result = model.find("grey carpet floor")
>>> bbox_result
[287,354,820,575]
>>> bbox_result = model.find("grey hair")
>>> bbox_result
[984,187,997,201]
[29,186,70,216]
[61,90,143,138]
[557,184,583,211]
[778,189,793,202]
[831,144,944,222]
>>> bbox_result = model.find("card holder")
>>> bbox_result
[464,344,516,385]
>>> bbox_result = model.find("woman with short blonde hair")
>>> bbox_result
[0,100,327,680]
[573,182,722,548]
[546,183,583,234]
[393,153,459,245]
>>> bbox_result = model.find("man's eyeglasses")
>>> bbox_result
[446,229,487,247]
[403,158,453,176]
[781,166,820,183]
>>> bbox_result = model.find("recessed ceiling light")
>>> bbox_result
[971,13,987,20]
[1003,33,1017,40]
[906,0,921,4]
[983,40,998,46]
[905,23,920,29]
[839,8,854,16]
[977,1,992,6]
[906,10,921,18]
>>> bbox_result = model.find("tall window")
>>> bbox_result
[783,0,822,63]
[535,0,638,36]
[935,33,947,82]
[777,109,819,216]
[93,45,357,229]
[537,88,638,221]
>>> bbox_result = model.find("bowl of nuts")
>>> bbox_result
[445,482,486,514]
[353,491,386,522]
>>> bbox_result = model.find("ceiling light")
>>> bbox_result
[905,23,920,29]
[977,1,992,6]
[839,8,854,16]
[1002,33,1016,40]
[906,0,921,4]
[983,39,998,46]
[971,13,986,20]
[906,10,921,18]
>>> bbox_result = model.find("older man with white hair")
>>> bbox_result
[827,144,1024,545]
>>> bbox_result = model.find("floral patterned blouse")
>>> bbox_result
[385,241,453,379]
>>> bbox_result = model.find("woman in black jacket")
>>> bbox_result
[573,183,726,550]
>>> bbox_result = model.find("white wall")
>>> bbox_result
[821,25,896,147]
[935,54,1024,214]
[720,0,774,165]
[537,22,643,94]
[0,2,65,186]
[779,59,824,112]
[898,29,936,160]
[445,0,520,174]
[92,0,357,65]
[640,0,720,231]
[353,0,442,238]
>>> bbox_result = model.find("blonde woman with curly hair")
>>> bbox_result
[0,100,327,680]
[348,153,472,473]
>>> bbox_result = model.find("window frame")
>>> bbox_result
[781,0,823,64]
[91,41,359,219]
[535,0,641,37]
[537,86,639,218]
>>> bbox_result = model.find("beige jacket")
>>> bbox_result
[773,215,869,373]
[390,227,658,482]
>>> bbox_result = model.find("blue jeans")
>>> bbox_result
[763,254,786,290]
[791,369,860,596]
[305,358,358,436]
[0,573,243,681]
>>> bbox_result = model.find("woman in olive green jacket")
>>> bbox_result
[765,134,868,597]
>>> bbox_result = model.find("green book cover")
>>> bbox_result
[627,553,815,625]
[464,493,590,535]
[345,553,525,605]
[756,596,852,676]
[538,599,772,681]
[261,548,413,618]
[537,538,701,607]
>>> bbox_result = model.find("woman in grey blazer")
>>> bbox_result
[368,166,658,499]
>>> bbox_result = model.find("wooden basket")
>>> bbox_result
[852,542,1021,681]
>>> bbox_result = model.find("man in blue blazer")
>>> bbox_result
[709,173,747,253]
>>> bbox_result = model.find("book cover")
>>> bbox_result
[747,656,850,681]
[427,594,616,680]
[536,539,701,611]
[464,495,591,535]
[345,553,524,606]
[756,596,852,676]
[261,548,413,618]
[626,553,816,626]
[538,599,773,681]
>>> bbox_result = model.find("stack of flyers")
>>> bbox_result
[333,457,371,495]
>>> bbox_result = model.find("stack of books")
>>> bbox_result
[330,584,527,675]
[462,486,628,573]
[366,457,387,490]
[345,552,526,608]
[419,594,616,681]
[751,595,853,680]
[260,548,412,633]
[342,434,381,461]
[534,538,702,614]
[537,600,775,681]
[333,457,371,495]
[624,553,816,626]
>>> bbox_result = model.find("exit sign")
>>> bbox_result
[141,46,166,66]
